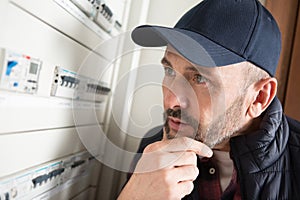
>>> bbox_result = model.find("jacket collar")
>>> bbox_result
[229,97,289,172]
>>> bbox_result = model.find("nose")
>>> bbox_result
[163,77,191,110]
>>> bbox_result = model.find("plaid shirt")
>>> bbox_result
[197,157,241,200]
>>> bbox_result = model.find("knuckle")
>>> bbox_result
[184,152,197,165]
[186,181,194,194]
[165,190,176,200]
[143,144,154,153]
[180,181,194,199]
[144,141,160,153]
[157,154,170,169]
[181,137,191,146]
[165,187,182,200]
[192,166,199,178]
[188,151,197,161]
[161,169,173,184]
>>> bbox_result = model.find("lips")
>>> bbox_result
[167,117,196,139]
[168,117,189,132]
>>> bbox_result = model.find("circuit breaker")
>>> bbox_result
[55,0,122,34]
[0,48,42,94]
[0,151,96,200]
[51,66,111,102]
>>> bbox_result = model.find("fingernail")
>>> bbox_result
[203,146,213,157]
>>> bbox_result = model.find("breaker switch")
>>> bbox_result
[32,174,50,187]
[100,4,113,20]
[49,168,65,178]
[60,76,80,88]
[71,160,85,168]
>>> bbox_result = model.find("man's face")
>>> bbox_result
[162,49,249,149]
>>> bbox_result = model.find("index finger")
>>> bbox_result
[160,137,213,158]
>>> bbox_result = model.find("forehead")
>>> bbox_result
[163,48,219,80]
[163,47,246,79]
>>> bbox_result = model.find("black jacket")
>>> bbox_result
[130,98,300,199]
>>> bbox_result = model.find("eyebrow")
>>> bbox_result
[185,66,199,72]
[161,56,216,78]
[161,57,205,72]
[161,57,172,67]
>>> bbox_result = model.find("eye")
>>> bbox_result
[193,74,207,84]
[164,67,176,77]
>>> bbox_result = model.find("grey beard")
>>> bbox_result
[163,108,199,140]
[163,95,245,148]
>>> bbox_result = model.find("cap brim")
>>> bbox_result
[131,25,245,67]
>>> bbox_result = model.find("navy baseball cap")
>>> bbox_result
[131,0,281,76]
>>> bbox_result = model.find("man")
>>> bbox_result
[118,0,300,199]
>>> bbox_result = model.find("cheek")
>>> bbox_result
[192,88,214,124]
[162,86,168,109]
[162,77,169,105]
[162,83,172,108]
[195,85,231,127]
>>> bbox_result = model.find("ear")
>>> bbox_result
[247,77,277,118]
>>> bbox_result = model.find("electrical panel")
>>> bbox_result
[51,66,111,102]
[94,2,115,32]
[0,0,131,198]
[0,48,42,94]
[55,0,121,34]
[70,0,100,18]
[0,151,96,200]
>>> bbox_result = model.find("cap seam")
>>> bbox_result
[241,0,260,57]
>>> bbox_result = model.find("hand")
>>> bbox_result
[118,137,213,200]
